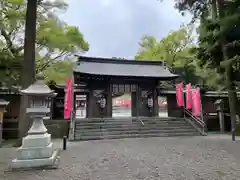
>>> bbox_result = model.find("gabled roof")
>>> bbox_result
[74,56,179,79]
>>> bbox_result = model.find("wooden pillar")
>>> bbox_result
[87,89,94,118]
[106,83,112,117]
[131,92,137,117]
[86,91,89,118]
[153,89,159,117]
[136,84,140,117]
[131,84,140,117]
[50,97,54,120]
[72,91,76,117]
[0,109,3,147]
[73,92,76,112]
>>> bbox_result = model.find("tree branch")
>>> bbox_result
[37,51,69,72]
[0,29,16,55]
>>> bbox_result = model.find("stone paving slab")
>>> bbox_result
[1,135,240,179]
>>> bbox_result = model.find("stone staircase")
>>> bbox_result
[73,117,201,141]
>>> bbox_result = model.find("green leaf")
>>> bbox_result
[0,0,89,87]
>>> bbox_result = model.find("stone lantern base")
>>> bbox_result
[10,118,60,169]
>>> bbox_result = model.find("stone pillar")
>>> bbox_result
[219,111,224,133]
[215,99,225,133]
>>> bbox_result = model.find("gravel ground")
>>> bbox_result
[1,135,240,180]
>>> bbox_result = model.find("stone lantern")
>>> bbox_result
[0,99,9,147]
[11,73,60,169]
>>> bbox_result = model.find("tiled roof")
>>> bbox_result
[74,56,179,79]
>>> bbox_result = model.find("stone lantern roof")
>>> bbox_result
[20,73,54,96]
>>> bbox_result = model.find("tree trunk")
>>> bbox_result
[17,0,37,146]
[226,63,237,140]
[211,0,218,19]
[217,0,237,141]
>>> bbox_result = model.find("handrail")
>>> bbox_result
[184,109,206,128]
[138,118,144,126]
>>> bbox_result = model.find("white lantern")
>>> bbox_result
[100,97,106,109]
[147,97,153,108]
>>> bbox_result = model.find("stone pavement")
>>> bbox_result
[1,135,240,179]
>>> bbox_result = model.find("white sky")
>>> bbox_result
[59,0,192,59]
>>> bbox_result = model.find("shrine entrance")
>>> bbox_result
[158,96,168,117]
[72,56,179,119]
[112,84,135,118]
[112,94,132,118]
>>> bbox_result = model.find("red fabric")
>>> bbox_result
[176,82,184,107]
[64,78,72,120]
[115,99,132,108]
[192,88,201,116]
[185,83,192,109]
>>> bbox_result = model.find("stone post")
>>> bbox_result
[215,99,225,133]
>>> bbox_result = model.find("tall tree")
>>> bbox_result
[0,0,89,86]
[173,0,240,140]
[135,24,200,85]
[17,0,37,146]
[0,0,89,144]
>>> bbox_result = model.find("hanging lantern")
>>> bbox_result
[147,96,153,108]
[100,96,106,109]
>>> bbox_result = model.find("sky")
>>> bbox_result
[59,0,192,59]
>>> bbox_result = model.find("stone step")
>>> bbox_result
[74,132,199,141]
[75,129,197,137]
[75,117,184,123]
[73,117,201,141]
[75,124,190,130]
[75,120,189,127]
[75,125,194,132]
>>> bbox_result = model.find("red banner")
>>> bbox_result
[176,82,184,107]
[185,83,192,109]
[64,78,73,120]
[192,88,201,116]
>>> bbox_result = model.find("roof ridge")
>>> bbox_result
[76,55,165,66]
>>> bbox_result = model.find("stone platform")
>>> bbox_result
[11,149,60,169]
[10,133,60,169]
